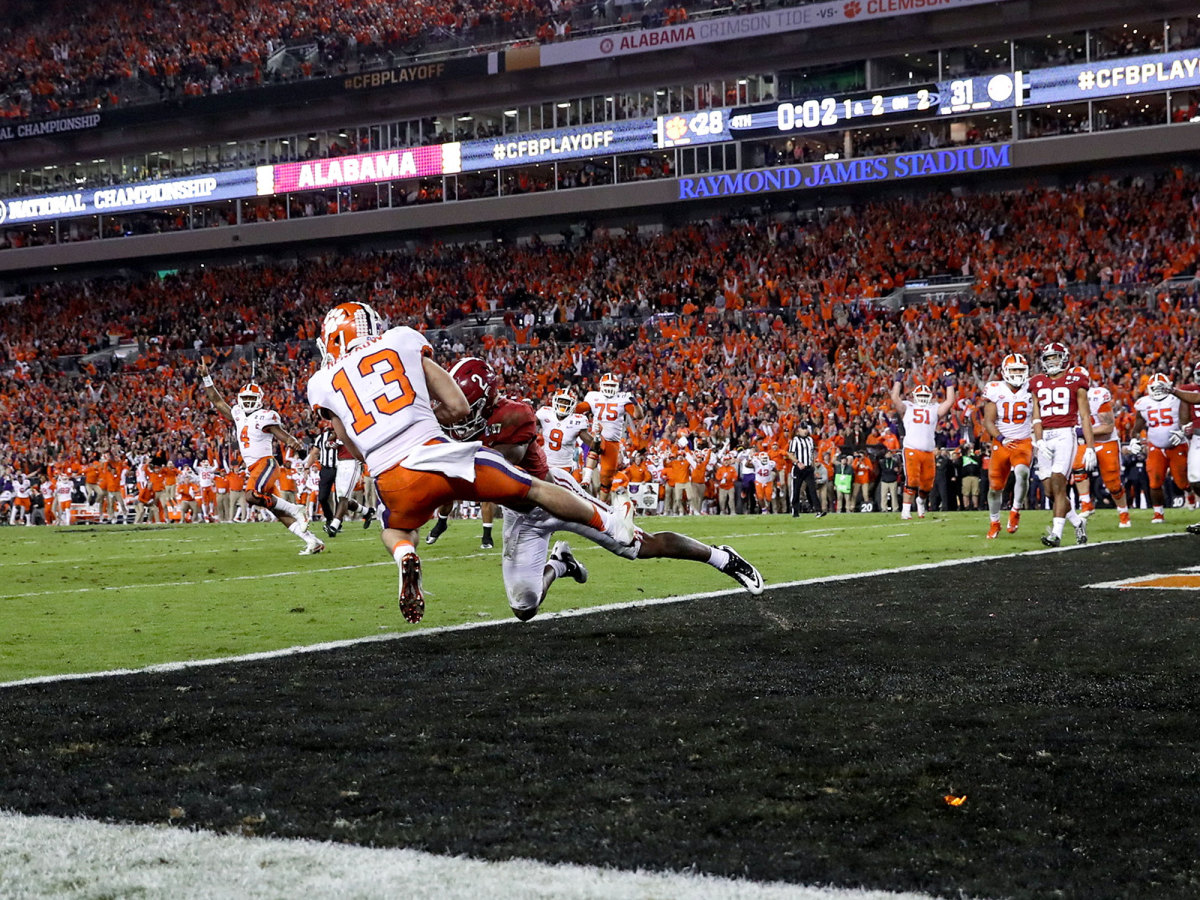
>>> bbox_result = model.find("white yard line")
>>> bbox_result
[0,811,942,900]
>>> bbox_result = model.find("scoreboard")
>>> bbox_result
[657,46,1200,147]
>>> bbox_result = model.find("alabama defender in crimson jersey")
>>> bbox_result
[890,368,957,520]
[982,353,1033,538]
[1028,342,1094,546]
[198,363,326,556]
[1133,373,1189,523]
[449,360,763,620]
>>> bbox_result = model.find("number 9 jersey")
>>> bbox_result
[306,325,445,476]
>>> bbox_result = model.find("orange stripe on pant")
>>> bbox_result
[374,450,533,531]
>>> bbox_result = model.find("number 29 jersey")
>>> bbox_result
[1028,371,1089,430]
[306,325,445,477]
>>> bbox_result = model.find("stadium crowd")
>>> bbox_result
[2,0,1192,122]
[1,170,1198,524]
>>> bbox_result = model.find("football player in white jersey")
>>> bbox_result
[198,363,325,555]
[579,372,643,504]
[1132,373,1189,523]
[890,369,957,520]
[537,388,592,473]
[305,301,636,624]
[1070,369,1131,528]
[981,353,1033,538]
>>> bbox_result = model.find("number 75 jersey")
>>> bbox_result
[982,380,1032,441]
[306,325,445,476]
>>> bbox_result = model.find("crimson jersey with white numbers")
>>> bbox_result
[535,406,591,470]
[581,390,636,441]
[1028,371,1089,430]
[901,402,938,452]
[307,325,444,476]
[231,405,282,467]
[1134,393,1182,449]
[483,398,548,480]
[1181,383,1200,429]
[982,381,1032,441]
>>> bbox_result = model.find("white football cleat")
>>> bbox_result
[299,537,325,556]
[609,488,637,547]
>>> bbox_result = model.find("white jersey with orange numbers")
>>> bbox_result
[306,325,445,476]
[581,390,636,442]
[982,381,1032,441]
[14,475,30,499]
[197,462,216,488]
[1133,394,1182,449]
[231,405,282,468]
[305,467,321,493]
[536,406,591,470]
[753,458,776,484]
[55,476,73,502]
[901,401,938,452]
[1087,386,1118,445]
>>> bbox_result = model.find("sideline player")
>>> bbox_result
[305,303,636,624]
[890,369,957,520]
[1070,368,1131,528]
[1132,373,1189,524]
[579,372,643,504]
[1029,342,1094,546]
[449,358,763,620]
[981,353,1033,538]
[198,363,325,555]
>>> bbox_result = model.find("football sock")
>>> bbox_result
[1153,505,1164,516]
[275,498,304,519]
[331,517,342,531]
[481,523,493,540]
[392,542,415,564]
[1051,516,1065,538]
[706,546,731,570]
[1065,509,1082,527]
[902,502,912,516]
[1013,466,1030,506]
[547,559,568,579]
[915,498,926,515]
[987,489,1003,518]
[1117,505,1129,515]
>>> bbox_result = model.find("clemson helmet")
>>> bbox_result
[238,382,264,413]
[551,389,576,420]
[448,357,500,440]
[1040,341,1068,376]
[318,301,384,367]
[1147,373,1172,401]
[1001,353,1028,388]
[599,372,620,399]
[1192,361,1200,384]
[911,384,934,406]
[1069,365,1090,380]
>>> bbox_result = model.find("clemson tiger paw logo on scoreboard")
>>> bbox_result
[843,1,862,19]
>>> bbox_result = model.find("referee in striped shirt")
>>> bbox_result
[789,423,824,517]
[310,427,340,532]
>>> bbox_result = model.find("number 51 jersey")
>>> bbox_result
[307,325,445,476]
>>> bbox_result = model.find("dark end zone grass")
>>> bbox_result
[3,537,1199,900]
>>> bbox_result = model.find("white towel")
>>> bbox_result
[400,441,481,482]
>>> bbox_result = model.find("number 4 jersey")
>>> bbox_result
[1028,371,1090,430]
[306,325,445,476]
[231,405,282,468]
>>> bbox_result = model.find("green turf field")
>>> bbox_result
[1,509,1190,682]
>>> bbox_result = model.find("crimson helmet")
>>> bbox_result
[1040,341,1069,376]
[448,357,499,440]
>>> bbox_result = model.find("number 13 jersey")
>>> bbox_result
[307,325,444,476]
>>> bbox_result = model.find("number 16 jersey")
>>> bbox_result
[307,325,444,476]
[982,381,1032,441]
